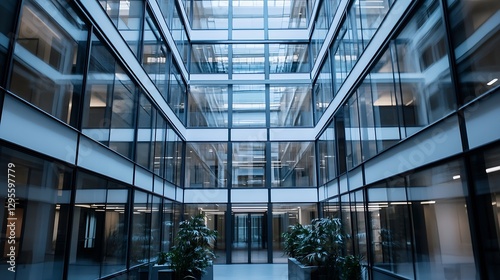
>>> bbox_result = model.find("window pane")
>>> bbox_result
[185,143,228,188]
[136,93,155,170]
[10,0,87,125]
[318,121,336,185]
[471,146,500,279]
[99,0,143,56]
[232,44,265,74]
[143,9,169,97]
[448,0,500,101]
[192,0,229,29]
[232,85,266,127]
[130,190,151,266]
[270,85,313,127]
[268,0,307,29]
[271,142,316,187]
[314,56,333,123]
[188,85,229,127]
[269,44,309,73]
[233,0,264,29]
[0,147,72,280]
[407,161,476,279]
[190,44,229,74]
[232,142,266,188]
[168,63,187,123]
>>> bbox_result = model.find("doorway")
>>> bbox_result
[232,212,268,263]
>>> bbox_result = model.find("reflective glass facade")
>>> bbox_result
[1,0,500,279]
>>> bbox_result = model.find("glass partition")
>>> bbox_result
[268,0,308,29]
[232,84,266,127]
[188,85,229,127]
[185,143,228,188]
[232,142,266,188]
[270,85,313,127]
[191,0,229,29]
[270,142,316,188]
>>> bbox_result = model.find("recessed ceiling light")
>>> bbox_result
[487,78,498,86]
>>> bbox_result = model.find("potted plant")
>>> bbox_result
[283,217,362,280]
[167,214,217,280]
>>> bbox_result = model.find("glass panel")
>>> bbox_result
[232,44,265,74]
[470,146,500,279]
[232,213,249,263]
[171,3,189,65]
[69,172,107,279]
[314,55,333,122]
[143,9,169,97]
[311,1,328,63]
[233,0,264,29]
[185,204,227,263]
[351,191,367,262]
[268,0,307,29]
[82,32,137,160]
[157,0,173,27]
[136,93,155,170]
[162,200,175,252]
[272,203,317,263]
[232,84,266,127]
[318,121,337,185]
[394,0,454,135]
[150,196,162,263]
[190,44,229,74]
[324,196,340,218]
[168,63,187,124]
[269,44,309,73]
[359,0,390,45]
[344,95,362,169]
[448,0,500,102]
[130,190,151,266]
[232,142,266,188]
[185,143,228,188]
[154,114,167,176]
[192,0,229,29]
[357,75,377,160]
[407,161,476,279]
[270,85,313,127]
[10,0,88,125]
[0,147,72,280]
[166,124,183,186]
[188,85,229,127]
[99,0,143,56]
[368,179,414,279]
[0,0,17,85]
[370,47,401,152]
[270,142,316,188]
[341,194,353,254]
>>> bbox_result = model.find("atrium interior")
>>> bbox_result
[0,0,499,279]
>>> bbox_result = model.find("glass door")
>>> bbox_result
[232,212,267,263]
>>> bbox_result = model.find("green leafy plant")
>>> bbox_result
[167,214,217,280]
[282,217,362,280]
[157,251,168,265]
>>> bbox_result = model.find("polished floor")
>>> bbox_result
[213,264,288,280]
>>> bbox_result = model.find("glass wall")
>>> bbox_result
[272,203,317,263]
[191,0,229,29]
[318,121,336,185]
[314,54,333,122]
[269,44,310,73]
[232,44,265,74]
[448,0,500,103]
[270,85,313,127]
[188,85,229,127]
[232,85,266,127]
[185,143,228,188]
[166,124,183,186]
[270,142,316,188]
[190,44,229,74]
[233,0,264,29]
[0,0,18,87]
[9,0,88,126]
[268,0,308,29]
[171,2,189,65]
[0,147,73,280]
[232,142,266,188]
[82,32,137,160]
[99,0,143,57]
[168,62,187,124]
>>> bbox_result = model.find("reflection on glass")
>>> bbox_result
[314,55,333,123]
[136,93,155,171]
[188,85,229,127]
[407,161,476,279]
[82,32,136,160]
[185,143,228,188]
[270,142,316,188]
[130,190,151,266]
[272,204,317,263]
[270,85,312,127]
[344,95,362,169]
[268,0,307,29]
[232,142,266,188]
[233,0,264,29]
[99,0,143,56]
[184,204,227,263]
[143,9,168,97]
[318,122,336,185]
[190,44,229,74]
[232,44,265,74]
[172,3,189,65]
[166,124,183,186]
[192,0,229,29]
[168,63,187,123]
[0,147,73,280]
[471,146,500,279]
[269,44,309,73]
[368,179,414,279]
[448,0,500,102]
[311,1,328,63]
[232,85,266,127]
[10,0,88,126]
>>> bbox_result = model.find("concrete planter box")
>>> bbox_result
[150,263,213,280]
[288,258,319,280]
